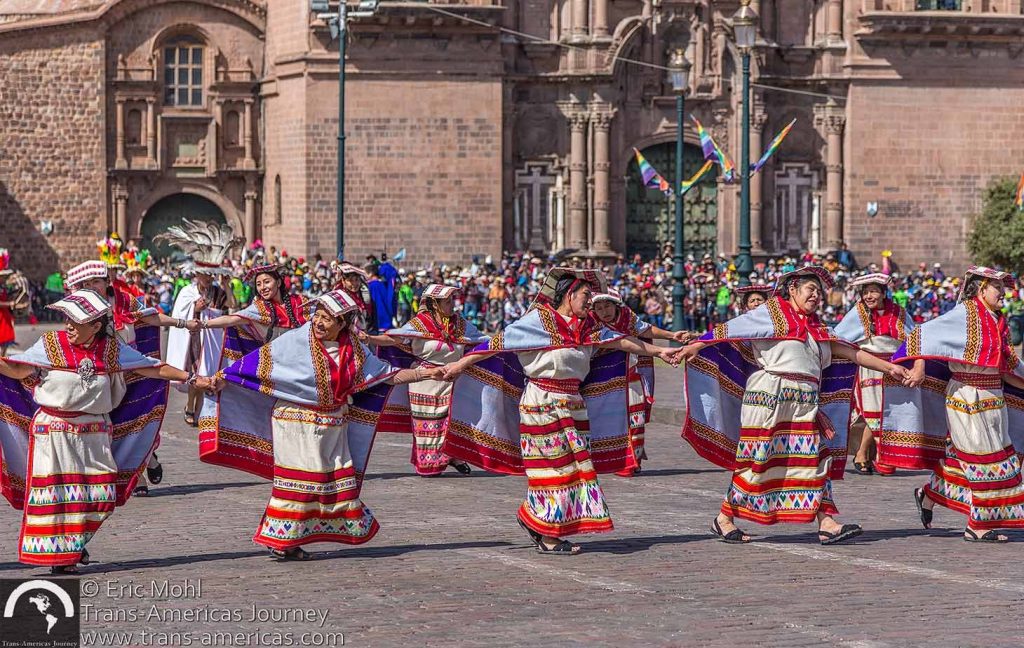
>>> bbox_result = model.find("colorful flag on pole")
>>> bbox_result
[1015,171,1024,211]
[749,119,796,176]
[633,148,674,197]
[680,160,714,195]
[690,116,735,183]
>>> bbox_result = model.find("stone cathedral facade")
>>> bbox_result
[3,0,1024,278]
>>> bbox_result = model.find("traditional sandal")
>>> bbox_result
[914,487,933,529]
[79,549,91,565]
[132,484,149,497]
[50,565,79,575]
[963,528,1008,543]
[147,454,163,485]
[452,462,472,476]
[270,547,313,561]
[710,517,751,544]
[516,517,543,547]
[535,539,581,556]
[818,524,863,545]
[853,461,873,475]
[183,411,196,426]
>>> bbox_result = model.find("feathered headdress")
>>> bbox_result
[153,219,245,276]
[121,248,152,276]
[98,233,125,268]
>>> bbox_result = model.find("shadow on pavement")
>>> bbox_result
[577,533,711,554]
[0,549,269,575]
[618,468,723,478]
[315,539,514,560]
[365,471,505,481]
[148,481,263,497]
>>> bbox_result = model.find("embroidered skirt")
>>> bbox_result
[852,365,886,434]
[20,411,117,566]
[254,401,379,550]
[723,371,837,525]
[409,378,455,476]
[517,379,613,537]
[924,377,1024,529]
[617,359,650,477]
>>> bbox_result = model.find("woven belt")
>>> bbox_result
[530,378,582,394]
[38,406,86,419]
[764,370,820,385]
[950,371,1003,390]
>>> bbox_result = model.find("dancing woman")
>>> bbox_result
[0,290,211,573]
[591,289,695,476]
[881,266,1024,543]
[680,267,911,545]
[366,284,488,476]
[834,273,914,476]
[441,268,680,555]
[208,290,440,560]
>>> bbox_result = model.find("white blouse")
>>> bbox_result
[33,369,126,415]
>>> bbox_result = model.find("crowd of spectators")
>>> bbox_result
[20,240,1024,339]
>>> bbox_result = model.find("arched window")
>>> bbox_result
[126,108,143,145]
[224,110,241,147]
[274,175,282,225]
[163,36,204,107]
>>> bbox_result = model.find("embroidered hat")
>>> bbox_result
[48,289,111,323]
[959,265,1016,301]
[592,289,624,306]
[244,263,281,283]
[849,272,893,289]
[421,284,459,300]
[66,260,110,287]
[773,266,834,295]
[311,289,359,318]
[536,267,608,306]
[336,262,369,280]
[733,284,773,295]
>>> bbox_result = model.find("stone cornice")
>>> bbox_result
[855,11,1024,44]
[0,0,265,35]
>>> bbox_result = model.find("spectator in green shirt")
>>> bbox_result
[892,287,909,309]
[230,276,251,308]
[716,283,731,322]
[397,275,416,326]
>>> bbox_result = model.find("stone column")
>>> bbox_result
[593,0,609,38]
[750,107,767,254]
[827,0,843,43]
[571,0,589,41]
[815,99,846,249]
[146,98,157,166]
[567,110,589,250]
[243,100,255,169]
[244,177,258,244]
[591,108,615,254]
[113,181,128,238]
[115,99,127,169]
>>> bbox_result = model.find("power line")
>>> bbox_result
[420,6,847,102]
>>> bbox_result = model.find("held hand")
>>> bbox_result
[904,365,925,388]
[193,376,213,392]
[424,366,446,381]
[185,319,201,333]
[657,348,681,367]
[888,365,911,384]
[671,330,698,344]
[440,362,465,382]
[208,374,226,393]
[355,330,369,343]
[194,298,209,313]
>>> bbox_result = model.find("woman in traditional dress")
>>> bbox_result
[441,268,680,555]
[680,267,911,545]
[208,290,440,560]
[0,290,211,573]
[834,273,914,476]
[883,266,1024,543]
[591,288,695,476]
[734,284,771,313]
[335,262,374,333]
[365,284,488,476]
[0,249,26,357]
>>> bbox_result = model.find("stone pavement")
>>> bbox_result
[1,325,1022,647]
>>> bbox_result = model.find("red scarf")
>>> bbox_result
[46,330,116,372]
[972,297,1015,370]
[861,299,906,340]
[607,305,645,337]
[774,296,834,342]
[544,303,602,346]
[321,332,359,408]
[266,294,308,328]
[112,281,140,331]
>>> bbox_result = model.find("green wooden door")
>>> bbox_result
[142,193,227,259]
[625,142,717,261]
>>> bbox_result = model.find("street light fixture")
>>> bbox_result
[667,48,691,334]
[310,0,380,261]
[732,0,758,287]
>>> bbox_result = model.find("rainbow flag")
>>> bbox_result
[750,119,796,176]
[681,160,714,195]
[634,148,674,197]
[691,116,735,182]
[1015,171,1024,211]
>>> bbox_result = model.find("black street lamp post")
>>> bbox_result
[732,0,758,287]
[668,49,691,334]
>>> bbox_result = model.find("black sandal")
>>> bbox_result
[184,411,196,426]
[451,462,472,476]
[270,547,313,561]
[710,517,751,544]
[50,565,79,575]
[79,549,90,565]
[516,517,543,547]
[818,523,863,545]
[535,539,580,556]
[914,487,933,529]
[147,454,163,485]
[963,528,1008,543]
[853,461,873,475]
[132,484,149,497]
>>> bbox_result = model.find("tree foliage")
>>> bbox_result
[967,176,1024,274]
